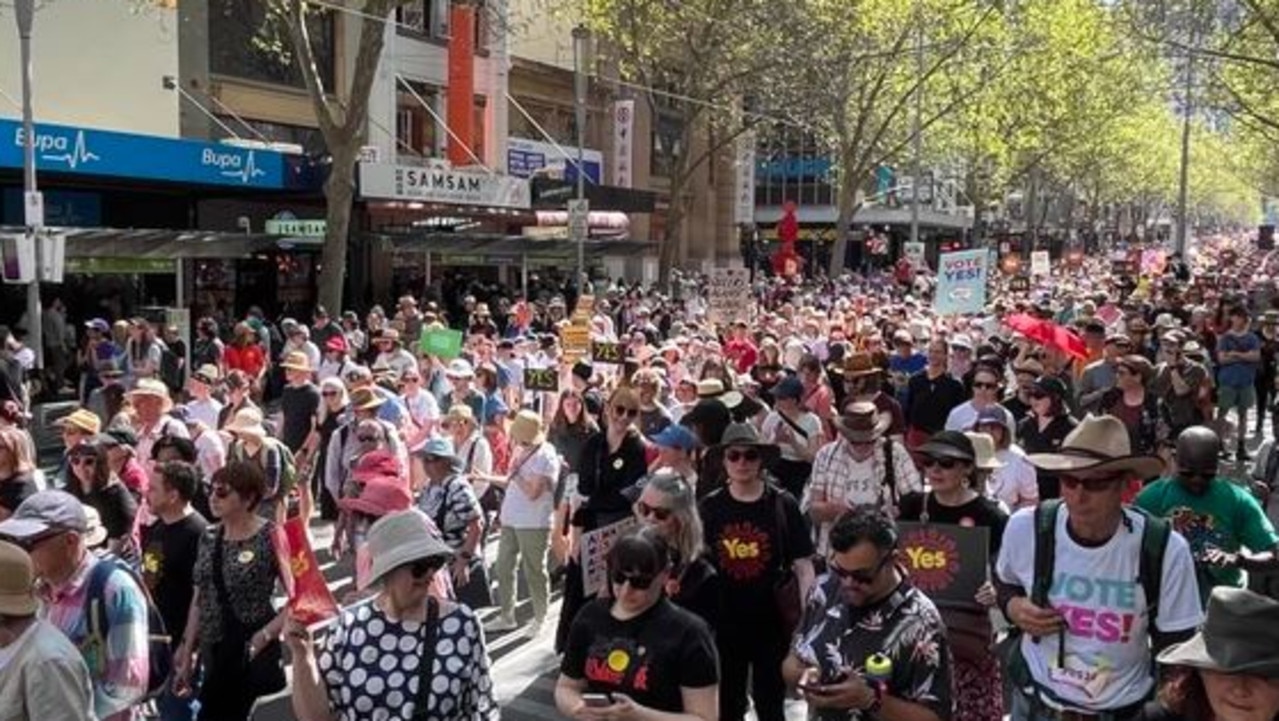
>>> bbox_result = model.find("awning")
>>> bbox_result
[0,226,310,260]
[372,231,656,259]
[530,178,657,213]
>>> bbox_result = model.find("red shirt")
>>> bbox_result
[224,343,267,378]
[724,338,758,374]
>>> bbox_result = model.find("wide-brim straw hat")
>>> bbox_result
[363,509,454,589]
[279,351,313,373]
[224,407,268,440]
[963,432,1004,471]
[349,387,386,412]
[55,408,101,436]
[1158,587,1279,677]
[1026,414,1163,478]
[127,379,171,407]
[509,410,545,446]
[835,401,892,443]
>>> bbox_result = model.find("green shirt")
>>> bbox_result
[1135,477,1279,598]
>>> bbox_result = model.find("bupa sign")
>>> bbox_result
[358,162,531,210]
[0,119,287,189]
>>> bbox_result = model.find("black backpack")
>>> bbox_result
[82,554,174,701]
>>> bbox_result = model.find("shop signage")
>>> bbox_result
[0,119,288,189]
[507,137,602,184]
[265,217,326,237]
[358,163,531,210]
[64,257,176,274]
[612,100,635,188]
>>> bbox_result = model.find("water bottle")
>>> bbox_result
[864,652,892,715]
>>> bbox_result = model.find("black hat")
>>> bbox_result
[1158,587,1279,677]
[917,431,976,463]
[1033,376,1069,398]
[571,361,593,383]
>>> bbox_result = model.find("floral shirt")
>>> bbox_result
[792,575,952,721]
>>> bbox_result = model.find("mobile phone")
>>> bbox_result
[583,693,614,708]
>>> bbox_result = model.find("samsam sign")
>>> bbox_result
[934,250,988,316]
[898,522,989,605]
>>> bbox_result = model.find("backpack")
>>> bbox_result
[82,554,174,701]
[1004,499,1171,711]
[229,438,299,500]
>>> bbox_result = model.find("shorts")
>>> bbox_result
[1218,384,1257,412]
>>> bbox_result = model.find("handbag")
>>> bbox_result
[210,527,286,698]
[771,488,804,638]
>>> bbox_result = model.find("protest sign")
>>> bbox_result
[524,366,559,392]
[571,295,594,324]
[935,250,988,315]
[708,267,752,324]
[904,241,927,268]
[592,341,624,364]
[1030,250,1050,276]
[271,517,339,625]
[1009,276,1030,293]
[898,522,989,606]
[560,324,591,354]
[419,327,463,359]
[581,517,639,596]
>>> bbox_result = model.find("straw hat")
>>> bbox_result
[509,410,545,446]
[0,541,37,615]
[444,404,476,427]
[349,387,386,412]
[224,407,268,440]
[963,432,1004,471]
[128,378,171,405]
[1158,587,1279,677]
[696,378,743,409]
[834,402,892,443]
[362,509,454,589]
[1026,414,1163,478]
[279,351,312,373]
[55,408,101,436]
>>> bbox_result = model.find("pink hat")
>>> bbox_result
[325,335,348,353]
[337,476,411,518]
[351,450,402,484]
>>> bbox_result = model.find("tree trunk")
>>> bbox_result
[658,170,692,283]
[317,142,359,313]
[828,152,861,277]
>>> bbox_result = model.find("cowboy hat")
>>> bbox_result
[839,352,883,379]
[349,387,386,412]
[963,432,1004,471]
[696,378,743,409]
[712,423,780,466]
[279,351,312,373]
[191,364,221,386]
[224,408,268,439]
[1158,587,1279,677]
[1026,414,1163,478]
[835,402,892,443]
[361,509,454,590]
[54,408,101,436]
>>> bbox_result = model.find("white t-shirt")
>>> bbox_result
[187,397,223,430]
[996,505,1203,711]
[499,441,559,529]
[987,447,1039,511]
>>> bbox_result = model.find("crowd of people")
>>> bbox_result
[3,234,1279,721]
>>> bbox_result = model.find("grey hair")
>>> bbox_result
[640,472,704,565]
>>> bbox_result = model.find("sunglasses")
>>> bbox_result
[613,406,640,418]
[1178,468,1216,481]
[922,457,961,470]
[830,552,894,585]
[211,483,233,499]
[1059,473,1126,492]
[724,448,761,464]
[610,570,656,590]
[635,501,673,521]
[972,381,999,390]
[1029,391,1048,400]
[321,390,339,397]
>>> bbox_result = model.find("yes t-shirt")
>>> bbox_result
[996,506,1203,711]
[1135,477,1279,594]
[140,512,208,642]
[561,597,718,713]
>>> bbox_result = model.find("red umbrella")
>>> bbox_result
[1050,325,1089,360]
[1003,313,1088,360]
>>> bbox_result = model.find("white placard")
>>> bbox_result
[1030,250,1050,276]
[904,241,926,267]
[567,198,590,243]
[358,163,531,209]
[581,517,639,597]
[708,267,752,324]
[612,100,635,188]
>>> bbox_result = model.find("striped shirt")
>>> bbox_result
[39,552,150,721]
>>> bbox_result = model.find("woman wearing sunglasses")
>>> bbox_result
[556,529,720,721]
[556,387,649,650]
[699,423,815,721]
[632,471,719,627]
[899,430,1009,721]
[175,461,288,720]
[65,438,138,560]
[287,508,498,721]
[1016,376,1080,500]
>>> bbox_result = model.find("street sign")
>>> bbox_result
[24,191,43,229]
[0,233,34,283]
[39,231,65,283]
[567,198,589,243]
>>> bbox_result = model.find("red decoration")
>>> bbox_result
[771,201,803,278]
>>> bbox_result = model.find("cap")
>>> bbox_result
[0,541,37,616]
[972,406,1011,430]
[1033,376,1069,398]
[649,424,700,452]
[0,490,89,540]
[773,375,805,401]
[84,318,110,333]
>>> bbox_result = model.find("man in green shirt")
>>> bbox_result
[1136,426,1279,603]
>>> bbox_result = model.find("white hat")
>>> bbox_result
[362,509,454,589]
[445,359,475,379]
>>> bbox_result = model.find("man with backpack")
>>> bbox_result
[995,415,1204,721]
[0,491,156,721]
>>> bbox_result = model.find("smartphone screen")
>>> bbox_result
[583,693,614,708]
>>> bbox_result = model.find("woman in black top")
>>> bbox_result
[898,431,1008,721]
[555,387,648,652]
[556,530,719,720]
[1016,376,1078,499]
[548,390,598,577]
[633,471,719,630]
[66,438,138,559]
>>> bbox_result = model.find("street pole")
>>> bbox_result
[572,25,589,289]
[1174,47,1194,256]
[909,15,923,250]
[15,0,43,373]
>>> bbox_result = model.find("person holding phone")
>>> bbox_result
[555,529,719,721]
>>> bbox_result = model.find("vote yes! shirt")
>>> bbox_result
[996,506,1202,711]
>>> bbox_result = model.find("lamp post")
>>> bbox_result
[15,0,43,372]
[572,24,590,289]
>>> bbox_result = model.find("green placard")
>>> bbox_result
[524,366,559,392]
[592,341,623,364]
[419,328,464,359]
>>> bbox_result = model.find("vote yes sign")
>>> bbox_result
[934,250,988,316]
[897,521,989,606]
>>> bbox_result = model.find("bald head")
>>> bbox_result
[1175,426,1220,494]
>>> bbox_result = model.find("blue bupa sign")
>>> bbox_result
[0,119,288,189]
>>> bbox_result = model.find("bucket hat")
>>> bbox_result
[1158,587,1279,677]
[834,402,891,443]
[224,407,268,440]
[279,351,312,373]
[362,509,454,589]
[712,423,780,466]
[917,431,977,464]
[509,410,545,446]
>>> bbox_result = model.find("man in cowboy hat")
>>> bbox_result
[996,415,1203,721]
[840,352,905,441]
[806,402,922,555]
[1137,425,1279,603]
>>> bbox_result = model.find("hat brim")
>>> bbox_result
[709,440,780,466]
[0,517,51,540]
[0,590,37,616]
[916,442,976,464]
[83,524,108,548]
[227,424,268,439]
[363,537,454,590]
[280,363,312,372]
[1157,633,1279,677]
[354,398,386,411]
[1026,452,1164,479]
[835,414,892,443]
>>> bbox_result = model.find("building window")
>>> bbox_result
[472,96,487,163]
[508,98,574,146]
[396,82,441,158]
[651,113,685,179]
[208,0,335,90]
[472,0,489,50]
[396,0,430,34]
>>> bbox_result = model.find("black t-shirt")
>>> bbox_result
[280,383,321,452]
[0,471,38,515]
[140,512,208,642]
[80,482,138,542]
[561,597,719,713]
[669,554,720,633]
[898,492,1009,559]
[698,484,814,620]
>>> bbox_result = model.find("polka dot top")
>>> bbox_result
[317,599,498,720]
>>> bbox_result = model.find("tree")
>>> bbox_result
[577,0,798,282]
